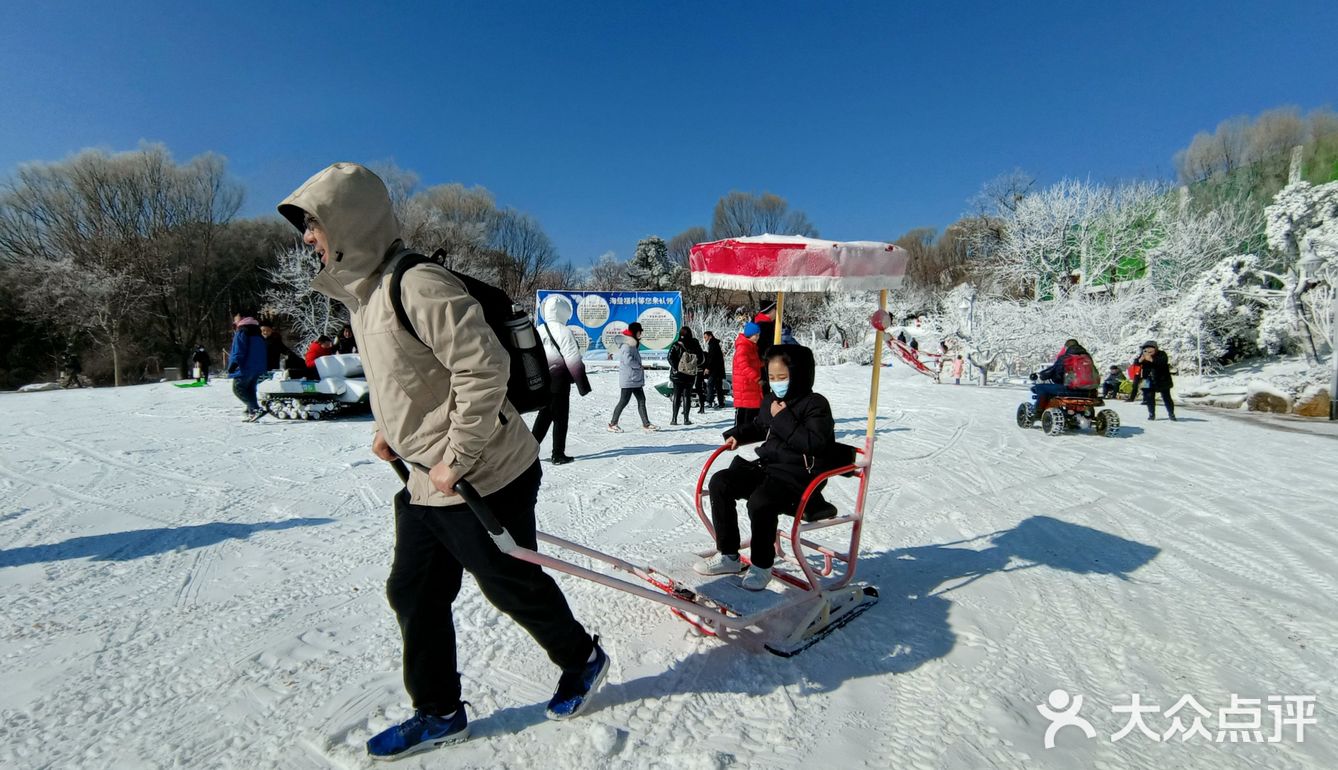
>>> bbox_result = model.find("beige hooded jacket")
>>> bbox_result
[279,163,538,505]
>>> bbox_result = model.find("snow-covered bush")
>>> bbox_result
[1149,254,1272,371]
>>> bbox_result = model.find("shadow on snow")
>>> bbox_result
[0,517,335,567]
[470,514,1159,737]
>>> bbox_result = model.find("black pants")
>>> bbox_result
[387,461,593,715]
[734,407,759,431]
[610,387,649,427]
[232,374,261,411]
[531,384,571,456]
[705,374,724,407]
[1101,382,1118,398]
[671,381,694,423]
[1143,386,1175,417]
[708,460,803,569]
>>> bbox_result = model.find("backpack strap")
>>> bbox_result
[389,251,438,347]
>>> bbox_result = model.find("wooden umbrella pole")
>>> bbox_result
[865,290,888,455]
[773,292,785,345]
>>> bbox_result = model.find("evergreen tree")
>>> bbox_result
[628,235,679,290]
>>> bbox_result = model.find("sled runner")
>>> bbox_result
[396,234,910,656]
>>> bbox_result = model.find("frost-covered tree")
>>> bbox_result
[262,243,346,346]
[1145,187,1263,292]
[13,255,153,386]
[0,144,241,382]
[1261,177,1338,358]
[628,235,679,291]
[990,179,1103,298]
[926,282,1161,383]
[1148,255,1271,371]
[399,183,498,273]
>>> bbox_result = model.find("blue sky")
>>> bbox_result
[1,1,1335,266]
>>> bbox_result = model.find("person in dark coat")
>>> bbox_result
[228,311,269,418]
[1100,365,1125,399]
[1134,340,1176,420]
[753,312,776,359]
[694,344,835,592]
[702,331,727,409]
[667,327,705,425]
[191,346,212,383]
[259,321,299,372]
[336,325,358,354]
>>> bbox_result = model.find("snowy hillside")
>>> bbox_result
[1,364,1335,769]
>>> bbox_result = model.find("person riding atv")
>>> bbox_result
[1029,339,1100,412]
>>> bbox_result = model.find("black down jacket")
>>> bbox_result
[723,344,835,488]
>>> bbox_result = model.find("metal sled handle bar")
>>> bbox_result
[389,458,762,630]
[390,458,504,536]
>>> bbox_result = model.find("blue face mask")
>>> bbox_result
[771,380,790,399]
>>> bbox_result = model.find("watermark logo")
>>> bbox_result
[1036,690,1316,748]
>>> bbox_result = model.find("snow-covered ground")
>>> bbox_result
[2,364,1335,769]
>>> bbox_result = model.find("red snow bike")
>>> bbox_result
[401,235,912,656]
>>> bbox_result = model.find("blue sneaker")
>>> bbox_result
[366,706,469,761]
[546,637,610,720]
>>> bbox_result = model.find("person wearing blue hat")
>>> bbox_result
[732,322,764,429]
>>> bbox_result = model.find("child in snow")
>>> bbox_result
[695,344,836,592]
[951,354,965,385]
[1101,365,1126,399]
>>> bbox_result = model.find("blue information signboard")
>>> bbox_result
[535,290,682,361]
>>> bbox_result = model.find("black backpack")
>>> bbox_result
[389,249,551,413]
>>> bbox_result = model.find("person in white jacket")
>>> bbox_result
[532,296,593,464]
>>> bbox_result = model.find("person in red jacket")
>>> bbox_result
[304,335,338,376]
[731,322,764,430]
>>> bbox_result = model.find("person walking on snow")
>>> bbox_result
[227,311,268,419]
[608,322,657,432]
[703,331,726,408]
[191,345,212,383]
[951,354,965,385]
[731,322,764,430]
[533,295,592,464]
[668,326,704,426]
[279,163,608,761]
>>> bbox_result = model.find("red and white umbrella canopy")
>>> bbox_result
[689,234,910,293]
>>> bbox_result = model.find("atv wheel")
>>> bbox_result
[1041,407,1067,436]
[1015,402,1036,428]
[1095,409,1120,437]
